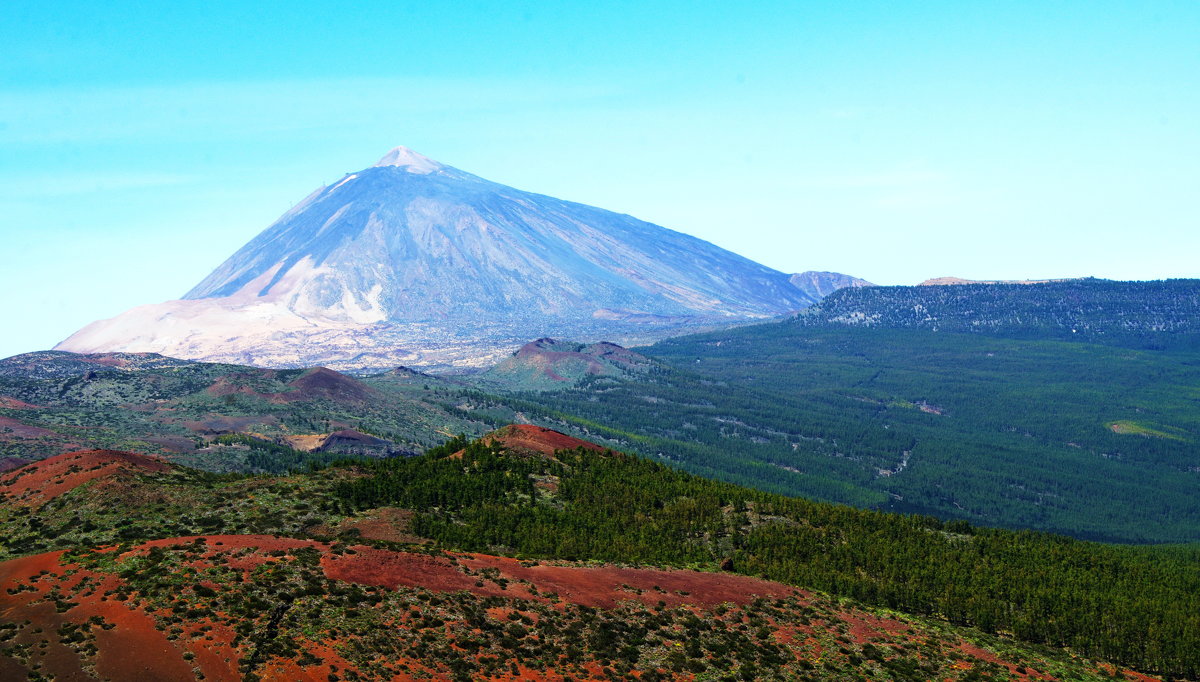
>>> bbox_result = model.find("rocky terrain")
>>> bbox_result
[788,270,874,298]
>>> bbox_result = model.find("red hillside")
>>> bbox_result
[0,450,171,506]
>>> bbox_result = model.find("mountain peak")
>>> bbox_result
[373,146,442,173]
[58,146,831,371]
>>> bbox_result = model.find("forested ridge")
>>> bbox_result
[796,278,1200,349]
[333,437,1200,678]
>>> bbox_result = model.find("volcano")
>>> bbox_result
[59,147,850,371]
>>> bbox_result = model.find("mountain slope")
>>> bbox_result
[57,147,842,371]
[5,538,1149,681]
[0,449,170,507]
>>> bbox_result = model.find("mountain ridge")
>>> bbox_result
[793,277,1200,348]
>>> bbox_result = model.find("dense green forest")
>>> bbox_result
[333,438,1200,679]
[436,303,1200,542]
[444,324,1200,544]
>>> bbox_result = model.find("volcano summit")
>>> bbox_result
[59,147,845,370]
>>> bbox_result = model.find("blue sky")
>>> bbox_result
[1,1,1198,358]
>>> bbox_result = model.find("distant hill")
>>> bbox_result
[0,449,170,506]
[478,338,658,391]
[463,423,606,459]
[56,147,867,371]
[796,278,1200,349]
[918,276,1083,286]
[788,270,874,298]
[0,351,194,379]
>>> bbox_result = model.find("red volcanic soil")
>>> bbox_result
[466,554,795,608]
[0,415,59,439]
[324,544,794,609]
[283,367,377,403]
[0,395,41,409]
[0,535,1163,682]
[0,449,171,506]
[957,641,1055,680]
[308,507,428,544]
[0,550,198,682]
[0,535,799,681]
[455,424,607,460]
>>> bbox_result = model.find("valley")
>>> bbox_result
[4,280,1200,679]
[5,279,1200,548]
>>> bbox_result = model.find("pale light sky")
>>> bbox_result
[2,1,1198,359]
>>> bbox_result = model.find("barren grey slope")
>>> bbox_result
[184,148,817,323]
[59,147,835,371]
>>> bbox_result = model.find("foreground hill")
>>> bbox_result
[334,430,1198,678]
[56,147,860,371]
[4,537,1154,681]
[0,449,170,507]
[477,338,659,391]
[0,430,1186,680]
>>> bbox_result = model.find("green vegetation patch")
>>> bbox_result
[1106,420,1190,441]
[0,466,357,561]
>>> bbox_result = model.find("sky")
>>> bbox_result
[1,0,1198,358]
